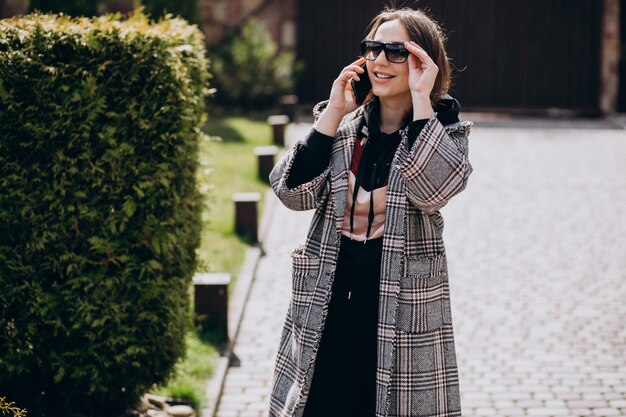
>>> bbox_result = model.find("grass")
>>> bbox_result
[151,330,221,411]
[196,116,275,284]
[152,113,278,412]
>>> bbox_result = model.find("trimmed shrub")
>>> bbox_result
[210,17,303,109]
[0,8,210,417]
[0,396,27,417]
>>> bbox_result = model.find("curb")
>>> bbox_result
[200,186,279,417]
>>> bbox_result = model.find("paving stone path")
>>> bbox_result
[214,122,626,417]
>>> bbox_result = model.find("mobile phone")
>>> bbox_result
[350,64,372,105]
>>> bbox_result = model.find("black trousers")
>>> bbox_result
[302,234,383,417]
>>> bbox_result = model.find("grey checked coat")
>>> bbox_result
[267,99,473,417]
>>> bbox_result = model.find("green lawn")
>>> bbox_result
[196,116,274,281]
[152,330,221,411]
[152,115,278,411]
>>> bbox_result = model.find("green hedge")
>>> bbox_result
[0,8,210,417]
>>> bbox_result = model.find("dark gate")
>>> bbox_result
[296,0,604,114]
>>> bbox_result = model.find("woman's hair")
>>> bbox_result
[365,7,452,103]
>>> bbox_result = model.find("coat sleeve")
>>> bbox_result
[268,100,334,211]
[396,114,473,213]
[269,139,331,211]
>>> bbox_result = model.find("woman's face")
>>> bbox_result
[366,19,412,102]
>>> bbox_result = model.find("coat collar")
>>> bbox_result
[357,94,461,142]
[314,93,462,131]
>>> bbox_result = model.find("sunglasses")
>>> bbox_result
[360,40,409,64]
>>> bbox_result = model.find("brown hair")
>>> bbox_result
[365,7,452,104]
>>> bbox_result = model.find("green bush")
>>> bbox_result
[0,8,210,417]
[0,396,27,417]
[210,18,302,109]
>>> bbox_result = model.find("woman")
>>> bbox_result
[267,7,473,417]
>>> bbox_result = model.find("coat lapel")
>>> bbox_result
[329,112,364,233]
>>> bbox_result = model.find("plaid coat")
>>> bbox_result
[267,99,473,417]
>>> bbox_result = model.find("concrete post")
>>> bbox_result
[254,146,278,182]
[267,115,289,147]
[232,192,261,242]
[279,95,299,121]
[193,272,231,342]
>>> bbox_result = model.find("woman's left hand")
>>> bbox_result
[404,41,438,99]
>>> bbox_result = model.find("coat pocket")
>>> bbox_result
[290,245,320,328]
[397,254,448,334]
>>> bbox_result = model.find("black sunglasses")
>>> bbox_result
[360,40,409,64]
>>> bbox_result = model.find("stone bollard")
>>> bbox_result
[254,145,278,183]
[279,95,299,121]
[267,114,289,147]
[232,192,261,242]
[193,272,231,342]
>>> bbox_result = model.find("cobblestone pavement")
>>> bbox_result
[214,122,626,417]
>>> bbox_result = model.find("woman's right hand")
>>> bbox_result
[326,57,371,117]
[313,57,373,137]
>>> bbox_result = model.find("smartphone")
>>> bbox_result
[350,64,372,105]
